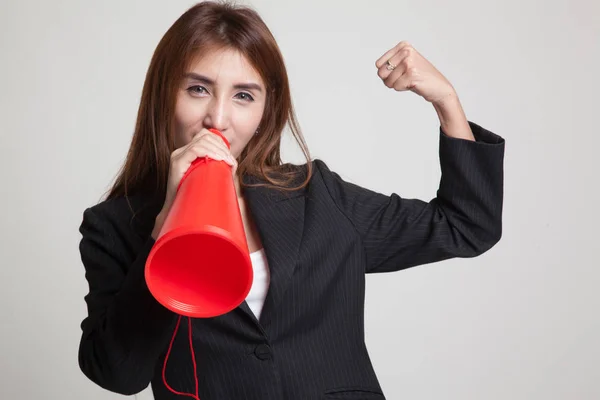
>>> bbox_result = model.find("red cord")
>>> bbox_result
[189,316,199,397]
[162,315,201,399]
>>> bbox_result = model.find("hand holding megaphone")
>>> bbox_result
[152,128,237,239]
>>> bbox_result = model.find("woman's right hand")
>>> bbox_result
[151,128,237,239]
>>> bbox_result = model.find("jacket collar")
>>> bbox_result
[237,170,308,331]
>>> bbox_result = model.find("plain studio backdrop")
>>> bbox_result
[1,0,598,399]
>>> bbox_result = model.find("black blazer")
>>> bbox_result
[78,121,505,400]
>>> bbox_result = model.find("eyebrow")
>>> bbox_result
[183,72,263,93]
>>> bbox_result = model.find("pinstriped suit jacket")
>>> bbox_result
[77,121,505,399]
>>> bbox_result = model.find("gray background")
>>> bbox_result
[1,0,598,399]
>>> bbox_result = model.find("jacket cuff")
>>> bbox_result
[440,120,505,145]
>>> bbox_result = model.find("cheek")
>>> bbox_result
[230,126,258,157]
[174,98,205,145]
[175,99,204,128]
[235,114,261,140]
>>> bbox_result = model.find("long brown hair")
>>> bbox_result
[104,1,312,202]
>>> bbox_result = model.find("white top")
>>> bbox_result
[245,248,270,319]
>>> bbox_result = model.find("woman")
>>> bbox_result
[77,1,505,399]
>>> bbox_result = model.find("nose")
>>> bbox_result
[203,96,230,133]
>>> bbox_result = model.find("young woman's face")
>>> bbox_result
[174,47,267,158]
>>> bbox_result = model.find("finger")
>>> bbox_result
[191,128,230,151]
[206,128,231,149]
[170,130,210,161]
[171,145,186,159]
[196,130,232,155]
[174,139,224,167]
[191,147,235,166]
[375,41,410,69]
[191,128,212,141]
[391,74,413,92]
[194,140,234,164]
[380,60,406,87]
[377,47,411,82]
[189,132,230,160]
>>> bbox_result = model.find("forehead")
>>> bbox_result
[187,47,264,86]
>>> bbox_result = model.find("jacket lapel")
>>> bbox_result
[237,173,307,331]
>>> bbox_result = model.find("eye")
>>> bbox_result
[187,85,208,96]
[235,92,254,102]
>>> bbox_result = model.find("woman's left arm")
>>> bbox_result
[317,42,505,273]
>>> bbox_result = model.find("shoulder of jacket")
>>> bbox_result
[83,193,160,236]
[309,158,339,183]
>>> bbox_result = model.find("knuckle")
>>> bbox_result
[196,129,210,139]
[190,147,204,159]
[170,150,183,163]
[192,130,205,140]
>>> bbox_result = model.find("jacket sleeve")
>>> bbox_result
[77,205,177,395]
[316,120,505,273]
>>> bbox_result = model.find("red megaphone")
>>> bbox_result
[145,129,253,318]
